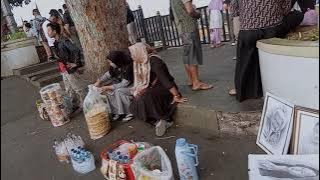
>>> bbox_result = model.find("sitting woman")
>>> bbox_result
[94,50,134,122]
[129,43,187,137]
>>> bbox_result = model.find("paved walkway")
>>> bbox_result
[159,45,263,112]
[1,76,263,180]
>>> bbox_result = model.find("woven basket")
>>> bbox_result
[85,106,111,140]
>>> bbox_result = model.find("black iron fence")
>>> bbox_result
[132,5,233,48]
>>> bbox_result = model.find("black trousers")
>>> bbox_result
[234,10,304,102]
[291,0,316,13]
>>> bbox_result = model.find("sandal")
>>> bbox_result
[215,43,224,48]
[228,89,237,96]
[192,83,213,91]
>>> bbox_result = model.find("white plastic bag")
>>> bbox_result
[132,146,174,180]
[71,153,96,174]
[83,85,111,140]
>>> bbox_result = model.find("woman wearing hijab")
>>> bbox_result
[129,43,187,137]
[94,51,134,122]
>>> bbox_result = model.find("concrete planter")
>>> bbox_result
[257,38,319,109]
[1,37,40,77]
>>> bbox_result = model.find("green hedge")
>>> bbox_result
[1,31,27,42]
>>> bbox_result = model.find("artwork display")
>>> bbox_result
[292,107,319,154]
[257,92,294,155]
[248,154,319,180]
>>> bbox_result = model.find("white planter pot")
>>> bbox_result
[1,37,40,77]
[257,38,319,109]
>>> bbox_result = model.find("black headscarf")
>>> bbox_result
[107,50,133,83]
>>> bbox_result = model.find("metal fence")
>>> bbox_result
[132,6,233,48]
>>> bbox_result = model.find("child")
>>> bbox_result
[208,0,224,48]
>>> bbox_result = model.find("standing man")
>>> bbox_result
[170,0,212,91]
[63,4,81,49]
[47,23,87,110]
[228,0,303,101]
[32,9,54,61]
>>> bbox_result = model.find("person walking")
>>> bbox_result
[208,0,224,48]
[170,0,213,91]
[47,23,87,110]
[228,0,304,102]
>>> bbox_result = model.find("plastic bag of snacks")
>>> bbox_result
[36,100,50,121]
[132,146,174,180]
[100,140,136,180]
[40,83,72,127]
[83,85,111,140]
[53,139,70,163]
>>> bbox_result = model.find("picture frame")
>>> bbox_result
[256,92,295,155]
[291,106,319,155]
[248,154,319,180]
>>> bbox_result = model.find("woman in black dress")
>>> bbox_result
[129,43,187,137]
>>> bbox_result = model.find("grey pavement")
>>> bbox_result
[159,44,263,112]
[1,76,264,180]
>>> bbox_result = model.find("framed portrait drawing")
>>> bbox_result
[291,106,319,155]
[256,92,295,155]
[248,154,319,180]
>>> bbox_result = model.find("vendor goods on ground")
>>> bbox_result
[36,100,50,121]
[175,138,199,180]
[83,85,111,140]
[132,146,174,180]
[40,83,72,127]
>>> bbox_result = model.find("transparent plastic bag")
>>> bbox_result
[300,9,318,26]
[64,133,85,154]
[83,85,111,140]
[53,139,70,163]
[71,153,96,174]
[132,146,174,180]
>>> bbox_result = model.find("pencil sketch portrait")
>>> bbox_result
[293,108,319,154]
[257,93,294,155]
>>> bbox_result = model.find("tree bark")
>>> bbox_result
[65,0,129,81]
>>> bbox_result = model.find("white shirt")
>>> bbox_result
[42,20,55,47]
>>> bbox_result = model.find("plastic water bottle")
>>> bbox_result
[123,156,129,164]
[175,138,199,180]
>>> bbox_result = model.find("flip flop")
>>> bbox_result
[192,83,213,91]
[228,89,237,96]
[215,43,224,48]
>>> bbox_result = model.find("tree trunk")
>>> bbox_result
[65,0,129,80]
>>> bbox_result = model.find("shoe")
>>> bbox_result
[231,42,236,46]
[232,56,237,60]
[228,89,237,96]
[155,120,173,137]
[122,114,134,122]
[48,56,57,62]
[112,114,121,121]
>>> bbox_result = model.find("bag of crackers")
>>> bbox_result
[83,85,111,140]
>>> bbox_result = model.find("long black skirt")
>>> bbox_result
[234,10,303,102]
[130,83,176,123]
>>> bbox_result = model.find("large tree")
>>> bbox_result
[65,0,129,80]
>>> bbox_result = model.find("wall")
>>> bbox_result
[1,37,40,77]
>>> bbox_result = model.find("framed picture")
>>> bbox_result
[256,92,294,155]
[291,106,319,154]
[248,154,319,180]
